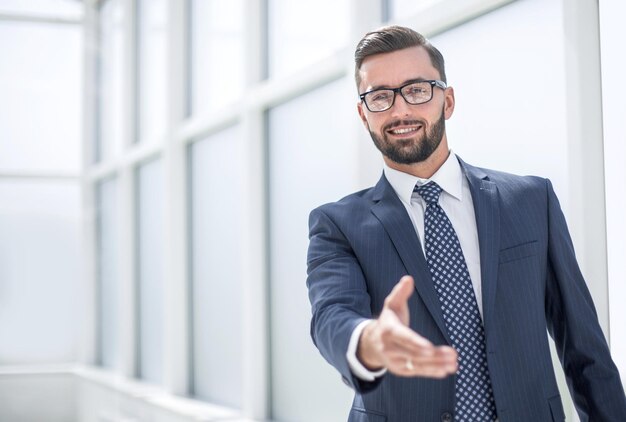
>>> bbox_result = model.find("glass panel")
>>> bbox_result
[601,0,626,385]
[267,78,356,421]
[137,0,168,144]
[98,0,125,162]
[0,180,80,363]
[97,177,121,369]
[390,0,444,19]
[0,21,81,173]
[136,159,165,384]
[189,126,243,407]
[0,0,83,19]
[189,0,245,116]
[267,0,350,78]
[432,0,569,190]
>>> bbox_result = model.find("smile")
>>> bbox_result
[387,125,422,136]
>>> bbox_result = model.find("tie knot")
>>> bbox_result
[414,181,442,206]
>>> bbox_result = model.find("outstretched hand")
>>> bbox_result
[357,275,458,378]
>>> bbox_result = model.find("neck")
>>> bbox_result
[384,137,450,179]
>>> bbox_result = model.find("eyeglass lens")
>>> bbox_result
[364,81,433,112]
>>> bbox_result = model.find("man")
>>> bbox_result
[307,25,626,421]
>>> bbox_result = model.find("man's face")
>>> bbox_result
[357,46,455,165]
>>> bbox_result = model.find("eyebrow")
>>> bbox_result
[368,77,430,92]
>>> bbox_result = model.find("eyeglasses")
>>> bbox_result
[359,80,447,112]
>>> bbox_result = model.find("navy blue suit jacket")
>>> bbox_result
[307,157,626,421]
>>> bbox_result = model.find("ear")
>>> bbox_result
[357,101,370,129]
[443,86,455,120]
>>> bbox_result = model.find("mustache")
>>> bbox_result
[383,119,425,132]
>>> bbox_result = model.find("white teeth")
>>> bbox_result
[391,127,417,134]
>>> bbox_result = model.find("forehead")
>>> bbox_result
[358,46,439,91]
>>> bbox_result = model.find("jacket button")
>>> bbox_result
[441,412,453,422]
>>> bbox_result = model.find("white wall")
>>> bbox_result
[0,370,76,422]
[599,0,626,386]
[433,0,569,210]
[0,366,249,422]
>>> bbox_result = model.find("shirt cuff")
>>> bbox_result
[346,319,387,381]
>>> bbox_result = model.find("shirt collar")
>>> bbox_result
[383,150,464,205]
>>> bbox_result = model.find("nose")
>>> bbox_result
[390,91,412,117]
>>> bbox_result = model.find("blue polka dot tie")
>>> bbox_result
[415,181,497,422]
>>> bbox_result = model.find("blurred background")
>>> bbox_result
[0,0,624,421]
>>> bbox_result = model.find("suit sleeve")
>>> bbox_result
[307,206,384,392]
[543,179,626,419]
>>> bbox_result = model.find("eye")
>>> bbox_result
[406,85,427,95]
[370,91,392,102]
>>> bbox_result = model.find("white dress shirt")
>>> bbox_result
[347,151,483,381]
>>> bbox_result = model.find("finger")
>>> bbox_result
[384,275,414,313]
[385,346,456,363]
[392,350,457,373]
[387,356,456,378]
[381,323,434,352]
[385,340,435,361]
[386,351,457,373]
[379,323,458,362]
[435,345,458,360]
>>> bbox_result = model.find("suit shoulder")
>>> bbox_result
[477,166,548,192]
[471,166,554,215]
[310,186,376,220]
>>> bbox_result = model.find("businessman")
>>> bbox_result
[307,25,626,421]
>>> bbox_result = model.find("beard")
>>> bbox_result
[369,108,446,165]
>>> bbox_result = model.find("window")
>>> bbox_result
[136,159,165,383]
[267,78,356,421]
[188,126,244,407]
[97,0,125,162]
[97,177,122,370]
[137,0,168,144]
[267,0,350,78]
[0,0,82,19]
[0,21,81,172]
[189,0,245,116]
[0,180,80,362]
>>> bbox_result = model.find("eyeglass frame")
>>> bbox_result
[359,79,448,112]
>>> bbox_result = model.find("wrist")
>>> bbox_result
[357,321,384,370]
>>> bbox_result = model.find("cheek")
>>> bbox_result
[365,115,386,133]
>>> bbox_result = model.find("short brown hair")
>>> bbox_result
[354,25,447,90]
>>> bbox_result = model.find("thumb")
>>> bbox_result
[384,276,414,321]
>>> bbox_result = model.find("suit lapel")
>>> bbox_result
[459,158,500,341]
[370,175,451,344]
